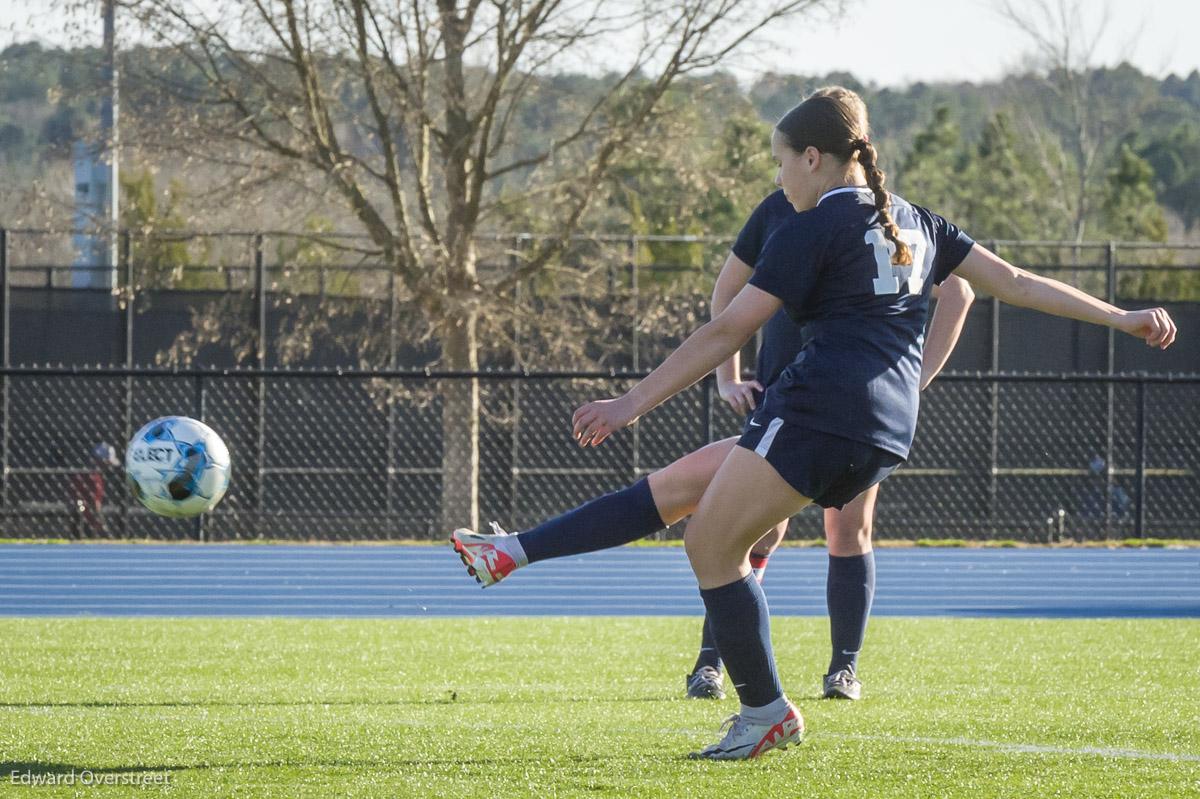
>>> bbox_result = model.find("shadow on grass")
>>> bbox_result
[2,755,663,775]
[0,695,681,709]
[2,761,190,776]
[0,699,416,709]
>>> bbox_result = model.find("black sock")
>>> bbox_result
[516,477,666,564]
[692,615,723,674]
[826,551,875,676]
[699,575,782,708]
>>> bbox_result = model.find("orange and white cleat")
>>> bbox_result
[451,522,525,587]
[688,700,804,760]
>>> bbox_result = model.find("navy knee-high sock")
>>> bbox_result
[517,477,666,564]
[699,575,782,708]
[693,555,768,674]
[826,551,875,676]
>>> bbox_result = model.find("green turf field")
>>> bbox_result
[1,618,1197,797]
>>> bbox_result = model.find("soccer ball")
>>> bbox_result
[125,416,231,518]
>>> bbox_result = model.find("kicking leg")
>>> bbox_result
[453,438,738,586]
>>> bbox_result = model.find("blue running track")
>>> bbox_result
[1,544,1197,618]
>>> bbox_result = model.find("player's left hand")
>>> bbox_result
[1119,307,1177,349]
[572,396,639,447]
[718,378,763,414]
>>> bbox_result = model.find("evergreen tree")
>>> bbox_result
[896,105,967,221]
[120,169,214,289]
[966,111,1063,243]
[1103,144,1168,242]
[1138,123,1200,232]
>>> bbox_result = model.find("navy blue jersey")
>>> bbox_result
[732,189,793,266]
[731,190,806,389]
[748,187,974,458]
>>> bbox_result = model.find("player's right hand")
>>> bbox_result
[718,379,764,414]
[572,396,639,448]
[1119,307,1177,349]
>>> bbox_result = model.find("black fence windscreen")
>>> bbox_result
[3,368,1196,543]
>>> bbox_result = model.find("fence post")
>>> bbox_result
[989,289,1000,536]
[254,234,266,365]
[630,237,640,371]
[509,242,523,523]
[253,235,266,529]
[122,230,133,537]
[386,269,397,531]
[0,228,8,518]
[123,231,134,365]
[194,374,207,543]
[1135,377,1147,540]
[630,371,641,485]
[0,227,7,359]
[629,238,641,491]
[1105,242,1117,358]
[1104,242,1116,536]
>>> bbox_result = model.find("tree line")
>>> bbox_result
[3,41,1199,250]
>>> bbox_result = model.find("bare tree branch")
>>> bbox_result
[106,0,842,334]
[996,0,1113,243]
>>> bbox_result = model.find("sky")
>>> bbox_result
[747,0,1200,87]
[1,0,1198,89]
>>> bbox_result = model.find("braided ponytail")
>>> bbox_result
[776,87,912,266]
[856,140,912,266]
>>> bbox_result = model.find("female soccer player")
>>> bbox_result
[454,90,974,704]
[686,183,974,704]
[453,195,973,701]
[568,88,1175,759]
[707,91,971,701]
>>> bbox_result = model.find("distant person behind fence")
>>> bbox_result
[1080,458,1129,521]
[66,443,121,536]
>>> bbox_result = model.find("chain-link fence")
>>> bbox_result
[4,367,1196,543]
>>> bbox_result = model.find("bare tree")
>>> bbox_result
[90,0,839,533]
[995,0,1145,246]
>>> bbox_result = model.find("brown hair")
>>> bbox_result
[776,87,912,266]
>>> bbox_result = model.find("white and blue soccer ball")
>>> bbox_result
[125,416,231,518]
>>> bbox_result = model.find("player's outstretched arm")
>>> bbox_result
[573,285,782,447]
[954,245,1177,349]
[711,253,763,413]
[921,274,975,390]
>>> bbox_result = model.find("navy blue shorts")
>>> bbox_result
[736,418,904,509]
[740,389,767,436]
